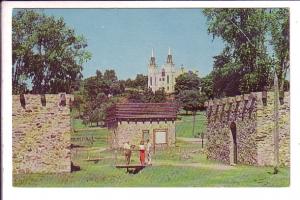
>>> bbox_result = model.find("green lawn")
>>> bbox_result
[13,129,289,187]
[176,111,207,138]
[13,116,289,187]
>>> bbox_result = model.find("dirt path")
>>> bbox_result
[177,137,203,143]
[153,160,234,171]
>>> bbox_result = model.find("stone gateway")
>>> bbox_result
[205,92,289,166]
[106,103,177,151]
[12,94,73,174]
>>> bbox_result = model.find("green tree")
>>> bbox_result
[175,72,201,95]
[153,88,167,103]
[134,74,148,89]
[268,8,289,92]
[175,72,203,136]
[177,90,202,137]
[203,8,273,96]
[12,10,91,94]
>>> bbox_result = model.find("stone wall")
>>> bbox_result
[109,121,176,149]
[205,92,289,166]
[12,94,73,174]
[256,92,290,166]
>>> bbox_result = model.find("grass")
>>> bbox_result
[176,111,207,138]
[13,130,289,187]
[13,115,289,187]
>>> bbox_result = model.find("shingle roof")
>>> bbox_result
[106,103,177,124]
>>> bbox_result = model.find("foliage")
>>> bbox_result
[174,72,201,95]
[268,8,289,91]
[127,87,166,103]
[202,8,289,97]
[175,72,204,111]
[79,69,122,126]
[124,74,148,90]
[176,90,202,113]
[12,9,91,94]
[200,73,213,99]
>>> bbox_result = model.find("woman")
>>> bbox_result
[139,140,145,166]
[146,139,152,165]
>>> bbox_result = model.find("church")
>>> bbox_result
[147,48,187,94]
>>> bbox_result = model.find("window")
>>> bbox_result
[150,77,152,86]
[167,75,169,84]
[161,69,165,77]
[142,130,150,141]
[162,78,165,82]
[167,86,169,91]
[155,130,167,144]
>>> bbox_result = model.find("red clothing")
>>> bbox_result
[140,150,145,165]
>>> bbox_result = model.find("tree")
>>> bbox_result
[80,69,122,126]
[175,72,203,137]
[175,72,201,95]
[153,88,167,103]
[268,8,289,93]
[124,74,148,90]
[203,8,273,96]
[127,90,144,103]
[134,74,148,89]
[12,9,91,94]
[177,90,202,137]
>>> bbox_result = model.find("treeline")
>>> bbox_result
[201,8,289,99]
[12,9,290,127]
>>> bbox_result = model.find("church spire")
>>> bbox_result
[166,47,173,64]
[149,48,156,66]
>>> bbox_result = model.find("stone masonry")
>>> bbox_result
[109,121,176,149]
[12,94,73,174]
[205,92,289,166]
[106,103,177,150]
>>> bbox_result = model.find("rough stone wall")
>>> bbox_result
[256,92,290,166]
[206,94,258,165]
[205,92,290,166]
[109,121,176,149]
[12,94,72,174]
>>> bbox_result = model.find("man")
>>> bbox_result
[123,141,131,165]
[146,139,152,165]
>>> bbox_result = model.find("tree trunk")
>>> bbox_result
[192,111,196,137]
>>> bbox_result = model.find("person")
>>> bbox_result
[139,140,145,166]
[123,141,131,165]
[146,139,152,165]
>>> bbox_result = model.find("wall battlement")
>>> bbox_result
[204,91,290,166]
[13,94,73,174]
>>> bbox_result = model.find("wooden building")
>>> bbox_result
[106,103,177,151]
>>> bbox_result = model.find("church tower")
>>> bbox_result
[166,47,173,65]
[148,48,158,91]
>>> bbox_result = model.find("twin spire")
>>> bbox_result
[149,47,173,66]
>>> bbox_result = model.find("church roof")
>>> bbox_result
[106,103,178,124]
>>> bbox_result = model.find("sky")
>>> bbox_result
[16,9,225,80]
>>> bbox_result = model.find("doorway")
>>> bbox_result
[230,122,237,164]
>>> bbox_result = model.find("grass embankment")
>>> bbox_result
[14,126,289,187]
[176,112,207,138]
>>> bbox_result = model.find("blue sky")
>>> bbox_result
[18,9,225,80]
